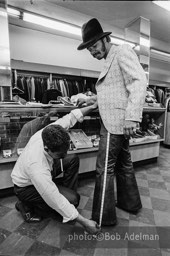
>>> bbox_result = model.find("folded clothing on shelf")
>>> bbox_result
[57,96,75,106]
[130,128,160,143]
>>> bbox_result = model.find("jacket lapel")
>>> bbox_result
[97,45,117,82]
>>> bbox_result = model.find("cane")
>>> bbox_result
[99,131,110,227]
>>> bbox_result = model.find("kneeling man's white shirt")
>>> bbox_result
[11,109,83,223]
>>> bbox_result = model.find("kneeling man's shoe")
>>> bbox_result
[15,201,42,223]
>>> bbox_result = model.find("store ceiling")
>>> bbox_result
[7,0,170,45]
[50,0,170,43]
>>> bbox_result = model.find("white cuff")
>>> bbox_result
[71,109,84,123]
[62,208,79,223]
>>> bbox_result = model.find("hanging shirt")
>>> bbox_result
[31,77,35,101]
[11,109,83,223]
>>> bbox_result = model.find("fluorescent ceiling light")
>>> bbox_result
[111,37,135,48]
[153,1,170,11]
[10,8,136,48]
[151,49,170,57]
[24,13,136,47]
[7,7,20,17]
[23,12,81,36]
[0,66,11,70]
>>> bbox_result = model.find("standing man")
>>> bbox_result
[11,102,100,235]
[77,18,147,225]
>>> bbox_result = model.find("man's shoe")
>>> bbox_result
[15,201,42,223]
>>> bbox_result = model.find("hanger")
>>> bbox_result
[12,70,24,94]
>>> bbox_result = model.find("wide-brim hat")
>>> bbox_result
[77,18,112,50]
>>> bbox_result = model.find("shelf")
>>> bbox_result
[0,147,99,164]
[11,59,100,79]
[0,104,52,109]
[129,138,164,146]
[51,106,77,112]
[0,138,164,164]
[0,104,165,113]
[143,106,166,112]
[68,147,98,154]
[0,155,18,164]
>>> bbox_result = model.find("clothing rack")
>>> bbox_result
[12,69,97,84]
[148,84,166,106]
[11,69,97,103]
[12,69,50,102]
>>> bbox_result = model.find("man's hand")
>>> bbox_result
[123,121,139,138]
[83,219,101,235]
[77,95,97,108]
[76,214,101,235]
[79,98,98,117]
[77,98,87,107]
[91,99,98,110]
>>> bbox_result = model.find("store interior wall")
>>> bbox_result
[8,2,170,85]
[150,59,170,84]
[9,24,104,72]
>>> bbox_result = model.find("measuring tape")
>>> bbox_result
[99,131,110,227]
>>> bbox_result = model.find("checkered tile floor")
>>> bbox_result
[0,145,170,256]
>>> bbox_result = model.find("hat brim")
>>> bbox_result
[77,31,112,50]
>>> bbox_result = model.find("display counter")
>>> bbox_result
[0,104,166,190]
[0,104,99,190]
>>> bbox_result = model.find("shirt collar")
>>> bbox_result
[44,149,54,169]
